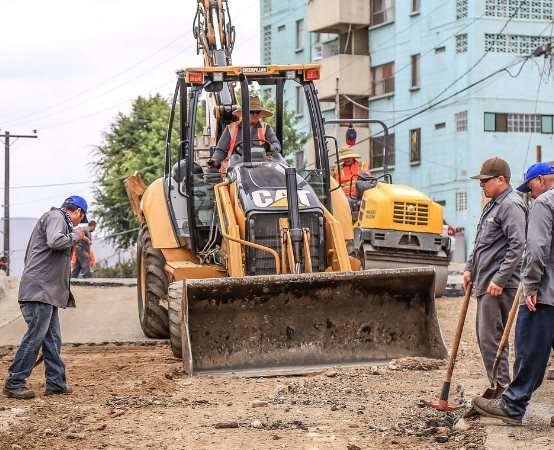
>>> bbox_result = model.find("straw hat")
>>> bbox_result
[338,146,360,161]
[236,96,273,118]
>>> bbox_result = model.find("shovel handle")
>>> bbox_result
[490,284,521,383]
[439,283,473,401]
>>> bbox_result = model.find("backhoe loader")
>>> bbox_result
[124,0,447,375]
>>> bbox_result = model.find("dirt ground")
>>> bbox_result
[0,296,552,450]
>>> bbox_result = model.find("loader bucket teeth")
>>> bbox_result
[173,267,447,374]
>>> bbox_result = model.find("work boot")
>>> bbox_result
[471,397,522,425]
[3,386,36,399]
[45,385,73,396]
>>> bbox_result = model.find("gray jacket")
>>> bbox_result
[521,187,554,305]
[212,122,281,162]
[19,208,82,308]
[465,187,527,297]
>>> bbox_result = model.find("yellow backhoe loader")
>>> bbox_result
[124,0,447,375]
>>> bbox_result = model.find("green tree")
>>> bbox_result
[93,95,173,249]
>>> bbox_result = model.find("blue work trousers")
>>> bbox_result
[4,302,66,391]
[502,304,554,418]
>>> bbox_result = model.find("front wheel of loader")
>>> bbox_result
[137,224,169,338]
[168,281,183,358]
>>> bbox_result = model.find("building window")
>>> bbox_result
[295,86,304,116]
[456,33,468,53]
[435,122,446,130]
[485,0,554,20]
[456,0,468,20]
[295,19,304,51]
[543,115,554,134]
[277,25,285,32]
[411,0,421,14]
[484,113,545,133]
[484,33,551,55]
[371,0,395,27]
[262,0,272,16]
[371,62,395,97]
[508,113,542,133]
[410,128,421,164]
[434,46,446,54]
[456,192,468,212]
[410,54,420,89]
[370,133,395,170]
[263,25,272,65]
[455,111,468,132]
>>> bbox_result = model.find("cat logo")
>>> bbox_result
[251,189,311,208]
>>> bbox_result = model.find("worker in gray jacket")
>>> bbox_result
[472,162,554,425]
[463,157,527,389]
[3,196,88,399]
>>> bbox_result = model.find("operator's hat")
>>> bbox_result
[517,162,554,192]
[338,146,360,161]
[236,96,273,118]
[470,157,511,180]
[64,195,88,223]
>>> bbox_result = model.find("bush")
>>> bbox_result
[94,258,137,278]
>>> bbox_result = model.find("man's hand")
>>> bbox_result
[486,281,503,297]
[525,294,538,312]
[207,159,221,169]
[463,271,472,294]
[75,227,85,239]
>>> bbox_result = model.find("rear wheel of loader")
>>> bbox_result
[137,224,169,338]
[168,281,183,358]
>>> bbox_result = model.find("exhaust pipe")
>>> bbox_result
[285,168,303,273]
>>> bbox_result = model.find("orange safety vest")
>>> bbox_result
[335,160,362,199]
[220,121,267,173]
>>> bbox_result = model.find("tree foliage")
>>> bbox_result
[93,95,171,249]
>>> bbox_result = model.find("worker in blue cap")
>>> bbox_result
[3,196,88,399]
[472,162,554,424]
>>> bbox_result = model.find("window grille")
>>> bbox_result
[262,0,272,16]
[485,0,554,20]
[507,113,541,133]
[456,192,468,212]
[456,0,468,20]
[485,33,551,54]
[263,25,272,64]
[455,111,468,132]
[456,33,468,53]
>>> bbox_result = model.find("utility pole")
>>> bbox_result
[0,130,38,275]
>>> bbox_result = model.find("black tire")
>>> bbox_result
[168,281,184,358]
[137,223,169,338]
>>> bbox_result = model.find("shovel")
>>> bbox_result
[464,284,521,418]
[423,282,473,411]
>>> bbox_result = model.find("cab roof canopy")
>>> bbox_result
[180,64,321,84]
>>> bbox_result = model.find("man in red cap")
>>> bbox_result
[464,158,527,392]
[3,196,87,399]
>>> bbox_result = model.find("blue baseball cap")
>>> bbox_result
[64,195,88,223]
[517,163,554,193]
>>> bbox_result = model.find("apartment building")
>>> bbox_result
[261,0,554,246]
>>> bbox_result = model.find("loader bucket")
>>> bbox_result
[179,267,448,374]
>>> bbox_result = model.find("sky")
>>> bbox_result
[0,0,260,220]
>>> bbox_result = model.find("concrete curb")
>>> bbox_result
[71,278,137,287]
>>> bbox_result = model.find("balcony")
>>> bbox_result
[307,0,370,34]
[315,54,370,101]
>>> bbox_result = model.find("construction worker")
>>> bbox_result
[209,96,281,171]
[334,146,368,200]
[472,163,554,425]
[71,220,96,278]
[3,196,88,399]
[463,158,527,390]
